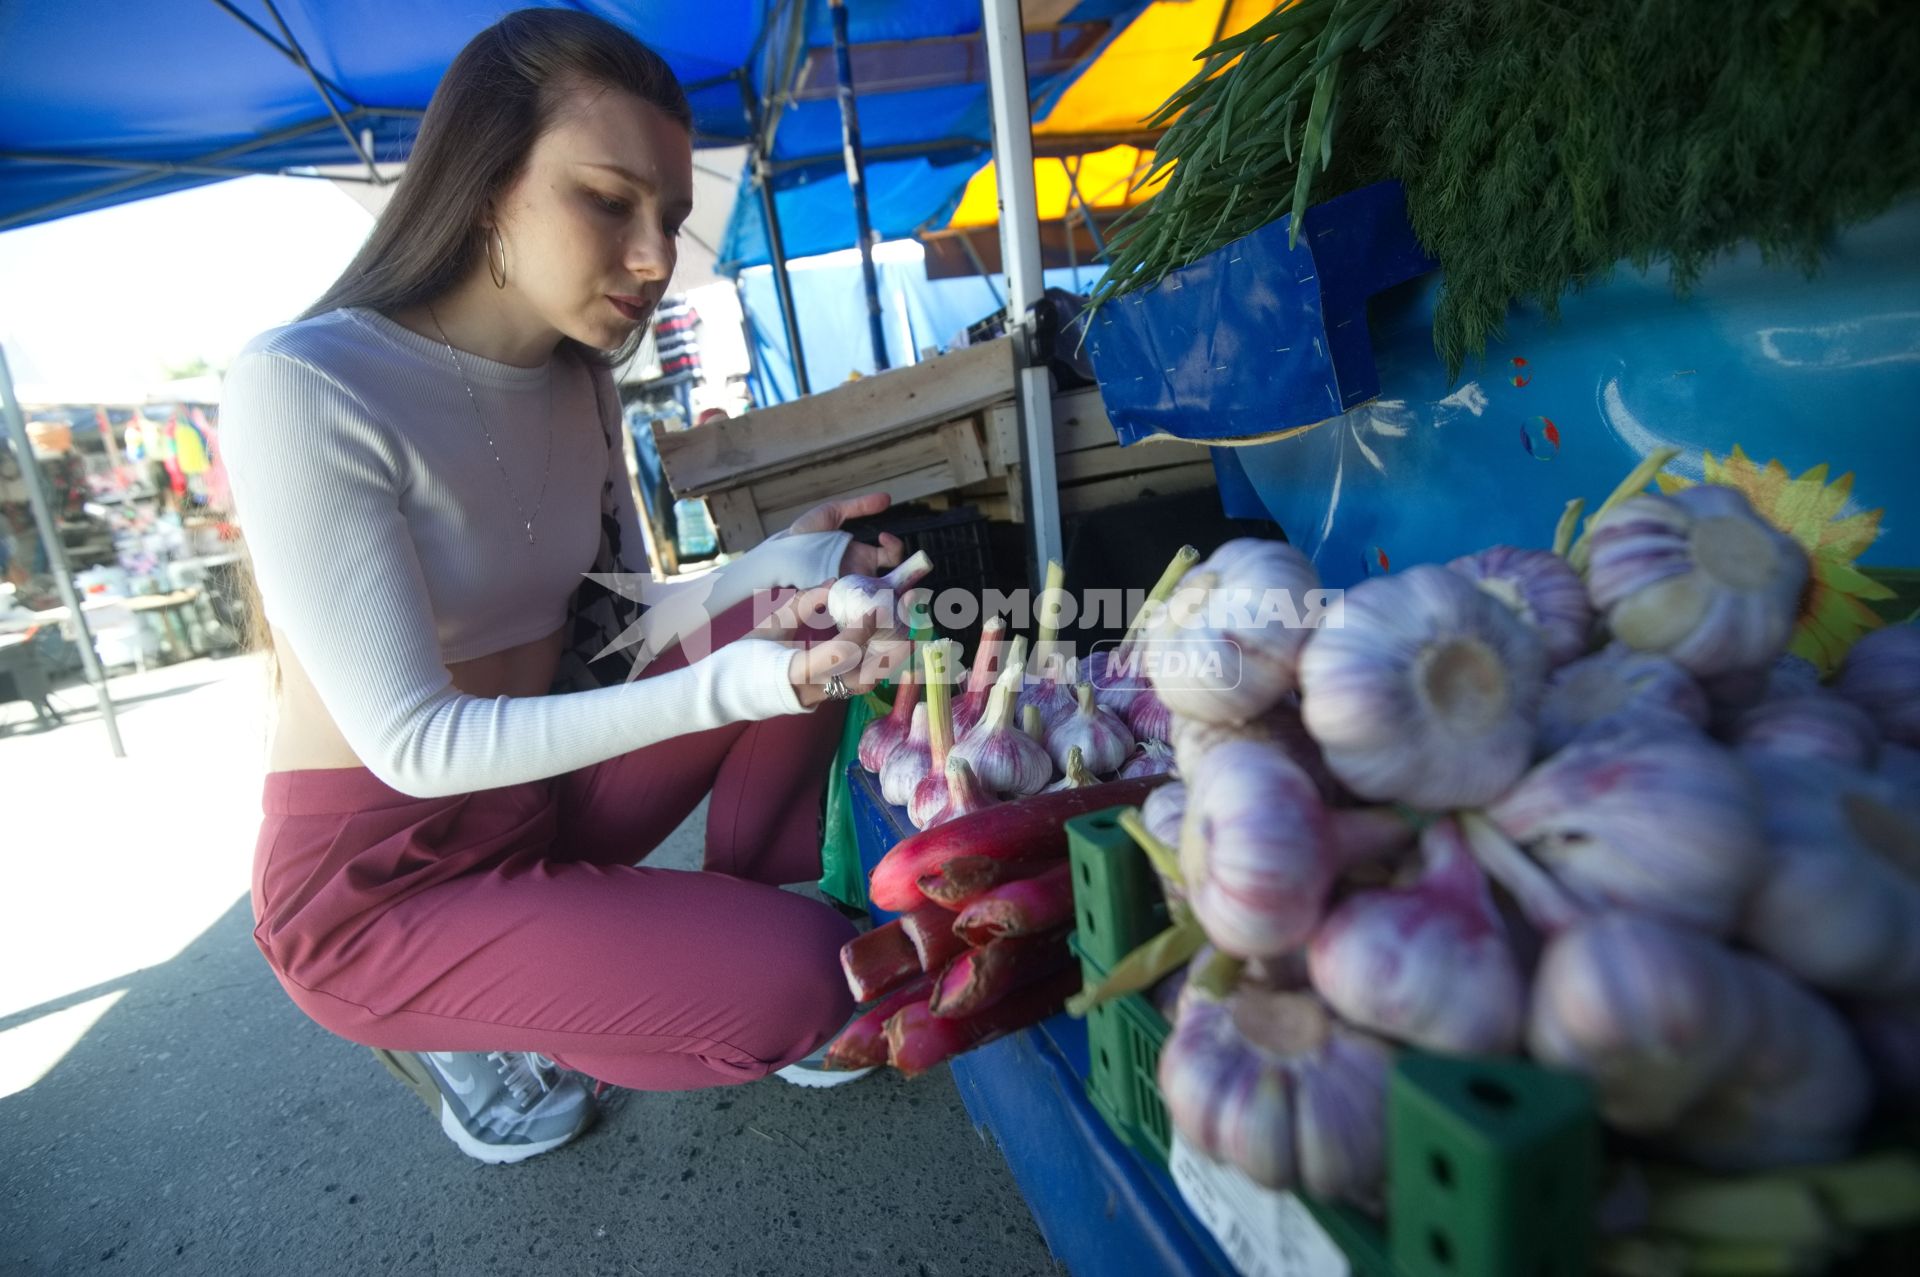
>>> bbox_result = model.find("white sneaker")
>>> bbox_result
[773,1017,878,1088]
[373,1048,595,1163]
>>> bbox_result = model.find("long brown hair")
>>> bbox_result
[301,7,692,367]
[243,9,691,691]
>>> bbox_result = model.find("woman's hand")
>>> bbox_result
[757,583,912,709]
[786,493,906,578]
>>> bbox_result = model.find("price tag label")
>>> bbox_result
[1169,1134,1350,1277]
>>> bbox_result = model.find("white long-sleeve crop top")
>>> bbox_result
[221,306,848,798]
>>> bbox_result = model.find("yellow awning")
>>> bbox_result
[938,0,1282,233]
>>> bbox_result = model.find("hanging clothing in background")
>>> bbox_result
[172,414,211,476]
[160,418,187,497]
[191,407,233,513]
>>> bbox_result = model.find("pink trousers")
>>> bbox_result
[249,598,857,1091]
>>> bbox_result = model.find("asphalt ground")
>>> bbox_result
[0,652,1060,1275]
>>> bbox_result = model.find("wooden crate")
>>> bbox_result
[655,341,1217,551]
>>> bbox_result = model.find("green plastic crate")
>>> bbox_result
[1071,932,1175,1166]
[1065,808,1600,1277]
[1387,1053,1598,1277]
[1065,806,1168,969]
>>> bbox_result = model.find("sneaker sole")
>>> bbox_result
[437,1101,590,1165]
[774,1062,877,1089]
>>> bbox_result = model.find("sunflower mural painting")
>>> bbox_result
[1655,447,1895,674]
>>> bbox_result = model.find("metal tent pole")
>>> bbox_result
[981,0,1063,575]
[0,345,125,757]
[829,0,890,373]
[741,77,811,398]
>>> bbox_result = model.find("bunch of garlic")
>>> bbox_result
[1158,969,1392,1206]
[1584,486,1808,678]
[1299,564,1546,809]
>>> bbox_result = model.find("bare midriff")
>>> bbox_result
[265,623,566,773]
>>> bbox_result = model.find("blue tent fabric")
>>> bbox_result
[2,0,1150,240]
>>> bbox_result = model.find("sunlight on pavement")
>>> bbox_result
[0,656,269,1020]
[0,991,127,1100]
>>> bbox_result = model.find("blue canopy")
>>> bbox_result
[1,0,1149,258]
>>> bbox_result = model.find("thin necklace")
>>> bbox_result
[426,304,554,545]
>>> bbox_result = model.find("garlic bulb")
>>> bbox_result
[1585,486,1808,678]
[1173,698,1344,806]
[1308,817,1523,1054]
[1529,912,1761,1134]
[916,756,998,829]
[826,549,935,632]
[951,616,1007,739]
[1118,739,1176,780]
[1299,564,1547,810]
[879,703,932,806]
[949,661,1054,798]
[1535,643,1709,755]
[1159,977,1390,1204]
[1738,754,1920,998]
[1833,623,1920,747]
[1448,545,1594,667]
[1046,684,1134,776]
[1141,781,1187,855]
[1144,538,1323,725]
[1084,648,1141,716]
[1045,745,1100,793]
[858,669,921,773]
[1123,689,1172,744]
[1662,951,1871,1171]
[1179,741,1336,958]
[904,640,959,826]
[1731,691,1880,770]
[1485,726,1766,935]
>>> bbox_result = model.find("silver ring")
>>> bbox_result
[823,674,853,702]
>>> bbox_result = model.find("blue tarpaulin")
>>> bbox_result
[1,0,1148,251]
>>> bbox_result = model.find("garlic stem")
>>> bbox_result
[1021,703,1045,744]
[1119,807,1184,892]
[1552,497,1585,559]
[1031,560,1068,682]
[968,616,1008,697]
[1568,446,1682,571]
[1192,948,1246,998]
[924,640,955,771]
[1118,544,1201,662]
[1458,811,1588,935]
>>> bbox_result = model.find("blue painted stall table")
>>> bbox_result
[846,764,1238,1276]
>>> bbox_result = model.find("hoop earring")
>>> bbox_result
[485,226,509,289]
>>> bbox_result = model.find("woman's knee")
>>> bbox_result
[734,896,859,1065]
